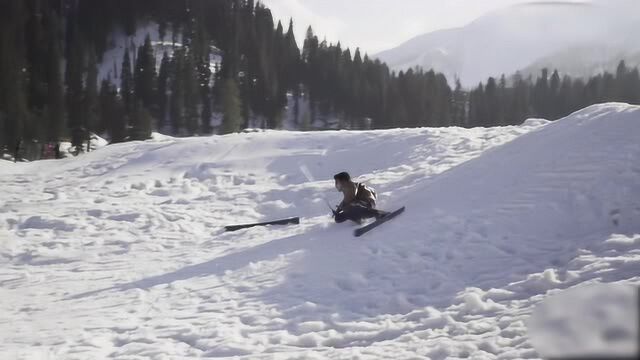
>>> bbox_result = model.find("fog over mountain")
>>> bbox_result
[375,0,640,87]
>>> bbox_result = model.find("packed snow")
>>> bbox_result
[1,103,639,359]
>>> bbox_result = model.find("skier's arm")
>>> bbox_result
[339,185,356,209]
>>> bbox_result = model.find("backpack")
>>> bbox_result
[356,183,377,208]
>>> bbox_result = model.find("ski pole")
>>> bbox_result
[323,198,335,212]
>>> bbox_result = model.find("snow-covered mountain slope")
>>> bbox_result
[1,103,639,359]
[375,0,640,87]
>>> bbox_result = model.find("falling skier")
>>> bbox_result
[332,172,388,224]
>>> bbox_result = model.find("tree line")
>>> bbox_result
[1,0,639,160]
[464,62,640,127]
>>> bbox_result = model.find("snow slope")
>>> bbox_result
[375,0,640,87]
[1,103,639,359]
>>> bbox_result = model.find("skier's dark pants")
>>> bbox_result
[335,203,381,223]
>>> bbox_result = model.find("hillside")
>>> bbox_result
[1,103,639,359]
[375,0,640,87]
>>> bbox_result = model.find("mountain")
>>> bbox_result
[2,103,639,358]
[375,0,640,87]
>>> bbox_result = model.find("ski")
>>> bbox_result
[225,217,300,232]
[354,206,405,237]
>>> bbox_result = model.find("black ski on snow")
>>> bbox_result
[225,217,300,232]
[354,207,406,237]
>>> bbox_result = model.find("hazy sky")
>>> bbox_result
[261,0,575,54]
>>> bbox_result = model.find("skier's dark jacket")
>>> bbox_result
[339,182,377,209]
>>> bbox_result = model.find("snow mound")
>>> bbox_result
[528,283,638,358]
[1,103,639,359]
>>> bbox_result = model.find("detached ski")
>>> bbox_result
[354,207,405,237]
[225,217,300,232]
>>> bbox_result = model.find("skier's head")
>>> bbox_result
[334,172,351,191]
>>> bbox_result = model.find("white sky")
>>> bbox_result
[261,0,565,55]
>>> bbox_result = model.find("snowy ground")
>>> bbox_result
[1,103,639,359]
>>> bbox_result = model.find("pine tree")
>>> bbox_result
[285,18,300,90]
[615,60,628,101]
[533,68,550,118]
[451,79,467,127]
[485,77,499,126]
[169,48,185,134]
[130,101,152,140]
[300,110,312,131]
[121,48,134,115]
[0,1,29,153]
[469,83,488,127]
[559,75,574,116]
[45,11,65,142]
[497,74,508,125]
[131,36,158,138]
[605,72,618,102]
[220,0,241,80]
[549,69,561,119]
[183,50,200,135]
[615,60,640,104]
[100,79,126,143]
[510,72,531,125]
[66,27,86,154]
[302,26,319,124]
[285,19,302,124]
[85,46,100,135]
[198,52,213,134]
[157,51,170,131]
[221,78,242,134]
[626,67,640,104]
[25,0,48,124]
[134,35,157,109]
